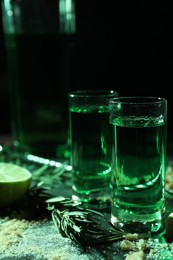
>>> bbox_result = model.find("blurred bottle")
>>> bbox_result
[1,0,76,162]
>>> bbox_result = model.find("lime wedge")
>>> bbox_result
[0,162,32,207]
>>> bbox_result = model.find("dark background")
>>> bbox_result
[0,5,173,152]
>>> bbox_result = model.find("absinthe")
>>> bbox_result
[5,32,76,159]
[70,106,113,194]
[111,116,166,216]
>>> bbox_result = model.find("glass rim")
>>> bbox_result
[109,96,167,105]
[68,89,118,97]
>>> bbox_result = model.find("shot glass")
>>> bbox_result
[68,89,118,203]
[109,96,167,237]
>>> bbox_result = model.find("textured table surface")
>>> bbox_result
[0,145,173,260]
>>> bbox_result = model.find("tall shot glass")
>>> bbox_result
[109,96,167,237]
[68,89,118,204]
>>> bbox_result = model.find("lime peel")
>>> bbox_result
[0,162,32,207]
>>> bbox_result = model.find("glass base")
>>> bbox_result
[111,207,166,238]
[72,189,111,209]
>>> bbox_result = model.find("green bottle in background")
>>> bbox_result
[1,0,76,162]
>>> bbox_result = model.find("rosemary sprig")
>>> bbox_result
[46,196,126,249]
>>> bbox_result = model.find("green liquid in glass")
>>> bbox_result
[70,105,113,202]
[5,33,75,159]
[111,115,166,235]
